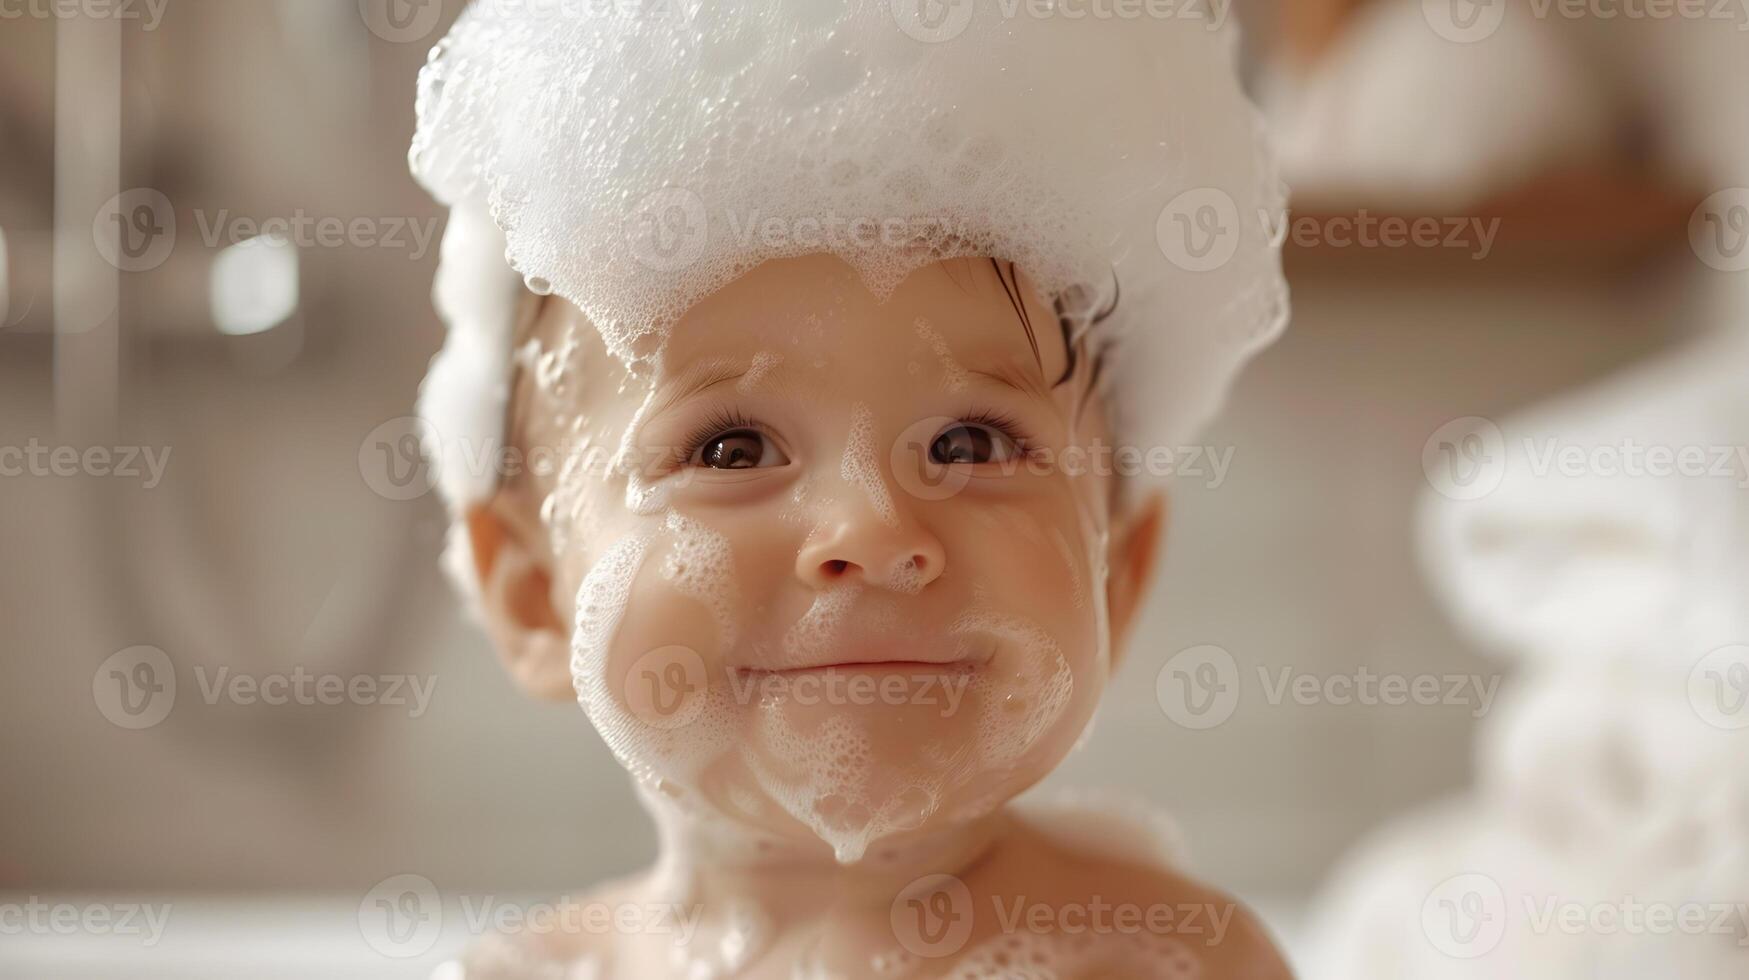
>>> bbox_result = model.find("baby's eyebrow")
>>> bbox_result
[649,356,748,418]
[967,359,1052,403]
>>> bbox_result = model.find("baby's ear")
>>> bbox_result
[1105,490,1167,670]
[463,499,575,702]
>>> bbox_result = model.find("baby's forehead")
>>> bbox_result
[653,255,1069,388]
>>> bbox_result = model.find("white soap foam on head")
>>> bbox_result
[413,2,1290,519]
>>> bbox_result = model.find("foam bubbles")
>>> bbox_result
[781,581,863,669]
[661,510,741,652]
[840,402,897,527]
[914,317,968,392]
[943,930,1203,979]
[736,350,783,394]
[413,3,1289,479]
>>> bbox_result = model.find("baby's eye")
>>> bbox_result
[930,422,1023,465]
[693,429,789,470]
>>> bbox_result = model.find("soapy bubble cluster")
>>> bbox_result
[411,1,1289,512]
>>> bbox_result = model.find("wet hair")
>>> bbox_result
[985,257,1120,423]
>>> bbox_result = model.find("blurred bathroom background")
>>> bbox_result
[3,1,1747,976]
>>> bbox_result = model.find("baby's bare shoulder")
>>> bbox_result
[449,874,646,976]
[962,816,1294,978]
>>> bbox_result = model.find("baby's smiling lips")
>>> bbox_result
[744,659,969,677]
[735,639,994,676]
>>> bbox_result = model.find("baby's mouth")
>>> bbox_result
[741,659,971,678]
[733,637,996,676]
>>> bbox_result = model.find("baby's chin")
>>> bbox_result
[655,676,1074,862]
[689,745,1036,866]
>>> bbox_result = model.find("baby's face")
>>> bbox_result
[488,254,1155,862]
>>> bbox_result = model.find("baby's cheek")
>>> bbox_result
[956,497,1103,637]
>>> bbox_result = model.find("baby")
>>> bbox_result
[412,4,1291,978]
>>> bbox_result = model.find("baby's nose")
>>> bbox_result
[796,516,946,592]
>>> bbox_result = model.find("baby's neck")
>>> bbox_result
[639,790,1012,911]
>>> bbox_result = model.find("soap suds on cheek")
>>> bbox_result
[570,532,659,777]
[661,510,743,654]
[953,612,1075,771]
[568,521,744,805]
